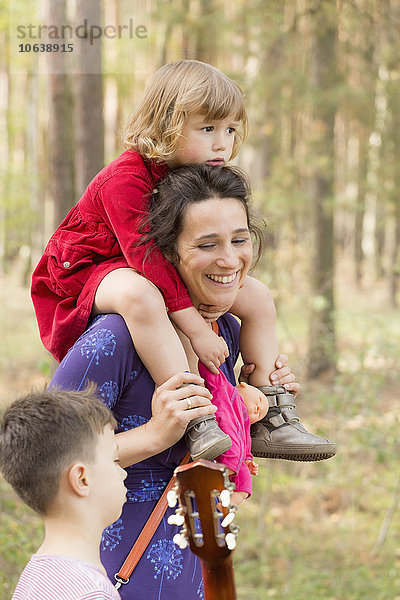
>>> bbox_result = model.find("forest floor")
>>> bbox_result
[1,260,399,600]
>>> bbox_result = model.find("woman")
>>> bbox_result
[50,165,296,599]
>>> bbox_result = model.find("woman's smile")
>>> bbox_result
[205,270,240,286]
[175,197,253,309]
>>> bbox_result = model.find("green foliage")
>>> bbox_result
[0,479,43,600]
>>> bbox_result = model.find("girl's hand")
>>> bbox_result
[269,353,300,395]
[198,303,232,323]
[149,372,217,448]
[190,328,229,374]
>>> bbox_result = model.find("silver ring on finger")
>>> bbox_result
[186,397,192,410]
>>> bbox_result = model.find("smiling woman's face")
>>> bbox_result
[175,197,253,309]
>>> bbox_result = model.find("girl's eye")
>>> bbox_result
[227,127,236,134]
[202,126,214,132]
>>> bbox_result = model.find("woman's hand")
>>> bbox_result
[239,354,300,396]
[148,372,217,449]
[269,353,300,395]
[116,372,217,467]
[190,328,229,374]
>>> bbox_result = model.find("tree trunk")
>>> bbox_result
[390,202,400,306]
[46,0,75,229]
[307,2,337,378]
[195,0,218,64]
[0,51,9,273]
[74,0,104,195]
[354,128,368,285]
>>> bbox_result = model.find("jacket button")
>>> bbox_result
[63,261,71,268]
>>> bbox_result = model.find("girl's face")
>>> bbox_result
[169,113,238,167]
[175,197,253,309]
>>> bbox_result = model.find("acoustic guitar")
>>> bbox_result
[168,459,239,600]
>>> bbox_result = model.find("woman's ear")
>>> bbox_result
[67,463,90,498]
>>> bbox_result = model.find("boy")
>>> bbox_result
[0,385,126,599]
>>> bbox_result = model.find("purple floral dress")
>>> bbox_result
[50,312,240,600]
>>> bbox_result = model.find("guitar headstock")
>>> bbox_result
[168,460,239,562]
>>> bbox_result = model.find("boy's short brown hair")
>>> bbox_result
[0,384,116,515]
[123,59,248,162]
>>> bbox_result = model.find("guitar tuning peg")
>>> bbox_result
[168,514,177,525]
[225,532,237,550]
[167,513,185,526]
[220,489,231,507]
[175,506,185,526]
[173,532,188,549]
[167,489,178,508]
[221,510,236,528]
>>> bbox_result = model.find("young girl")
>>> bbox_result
[32,60,334,462]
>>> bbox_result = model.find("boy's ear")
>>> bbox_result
[67,463,90,498]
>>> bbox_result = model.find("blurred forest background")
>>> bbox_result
[1,1,400,598]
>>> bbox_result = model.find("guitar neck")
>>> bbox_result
[173,460,239,600]
[201,555,237,600]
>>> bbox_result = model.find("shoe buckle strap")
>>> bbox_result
[268,393,296,408]
[269,413,287,427]
[276,394,297,408]
[268,405,300,427]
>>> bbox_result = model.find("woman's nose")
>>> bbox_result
[215,246,240,268]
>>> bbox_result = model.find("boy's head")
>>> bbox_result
[123,59,248,162]
[0,385,119,517]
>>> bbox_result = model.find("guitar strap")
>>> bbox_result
[114,451,190,589]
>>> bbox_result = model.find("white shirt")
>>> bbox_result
[12,554,121,600]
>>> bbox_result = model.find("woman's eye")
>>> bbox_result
[198,243,215,250]
[232,238,247,245]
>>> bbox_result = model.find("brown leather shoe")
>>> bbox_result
[185,414,232,461]
[251,385,336,461]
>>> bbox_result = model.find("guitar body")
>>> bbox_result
[174,460,237,600]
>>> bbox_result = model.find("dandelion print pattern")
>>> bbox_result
[147,539,183,600]
[77,328,117,389]
[129,370,138,381]
[99,380,119,408]
[101,518,124,552]
[120,414,148,431]
[81,328,116,365]
[127,478,168,503]
[197,580,204,599]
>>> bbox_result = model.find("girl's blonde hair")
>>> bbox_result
[123,60,248,162]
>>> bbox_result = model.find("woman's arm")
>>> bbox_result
[50,317,216,468]
[117,372,216,467]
